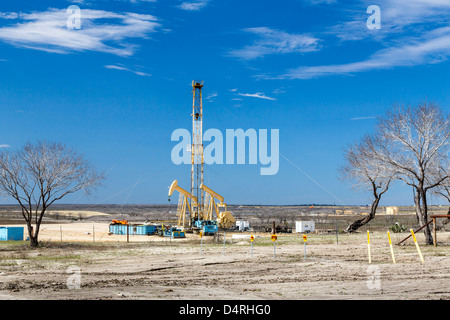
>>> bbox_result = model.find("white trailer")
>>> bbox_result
[295,221,315,233]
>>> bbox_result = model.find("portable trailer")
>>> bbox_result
[295,221,315,233]
[109,223,157,236]
[0,227,24,241]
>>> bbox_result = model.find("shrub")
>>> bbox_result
[390,222,406,233]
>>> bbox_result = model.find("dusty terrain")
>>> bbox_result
[0,221,448,300]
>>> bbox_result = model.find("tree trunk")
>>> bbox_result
[345,197,380,232]
[29,235,39,248]
[414,187,433,245]
[414,188,421,225]
[25,219,42,248]
[26,225,39,248]
[421,190,433,245]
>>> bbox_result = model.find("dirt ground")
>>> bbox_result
[0,222,449,300]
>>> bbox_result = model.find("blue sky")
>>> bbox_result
[0,0,449,206]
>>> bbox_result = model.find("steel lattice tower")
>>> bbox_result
[191,80,204,223]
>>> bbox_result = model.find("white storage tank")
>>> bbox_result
[295,221,315,233]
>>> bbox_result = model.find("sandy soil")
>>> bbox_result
[11,222,163,243]
[0,222,449,300]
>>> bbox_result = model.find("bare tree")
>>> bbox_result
[370,103,450,244]
[0,141,104,247]
[340,135,394,232]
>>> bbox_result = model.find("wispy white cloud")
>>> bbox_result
[205,92,218,100]
[277,26,450,79]
[329,0,450,42]
[237,92,276,101]
[0,12,18,19]
[272,88,286,94]
[178,0,209,11]
[257,0,450,80]
[105,64,151,76]
[0,144,10,148]
[229,27,320,60]
[0,8,161,56]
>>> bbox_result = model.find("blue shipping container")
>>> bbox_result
[0,227,24,241]
[109,224,157,236]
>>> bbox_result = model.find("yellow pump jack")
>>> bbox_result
[200,184,236,229]
[168,180,236,230]
[168,180,198,229]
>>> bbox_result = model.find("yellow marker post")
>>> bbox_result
[410,229,424,263]
[367,231,372,264]
[303,234,307,261]
[271,234,277,259]
[387,231,396,264]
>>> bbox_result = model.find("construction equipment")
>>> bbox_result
[168,179,198,229]
[265,223,292,233]
[193,219,218,235]
[158,225,186,238]
[170,227,186,238]
[168,180,219,234]
[167,81,233,236]
[201,183,235,229]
